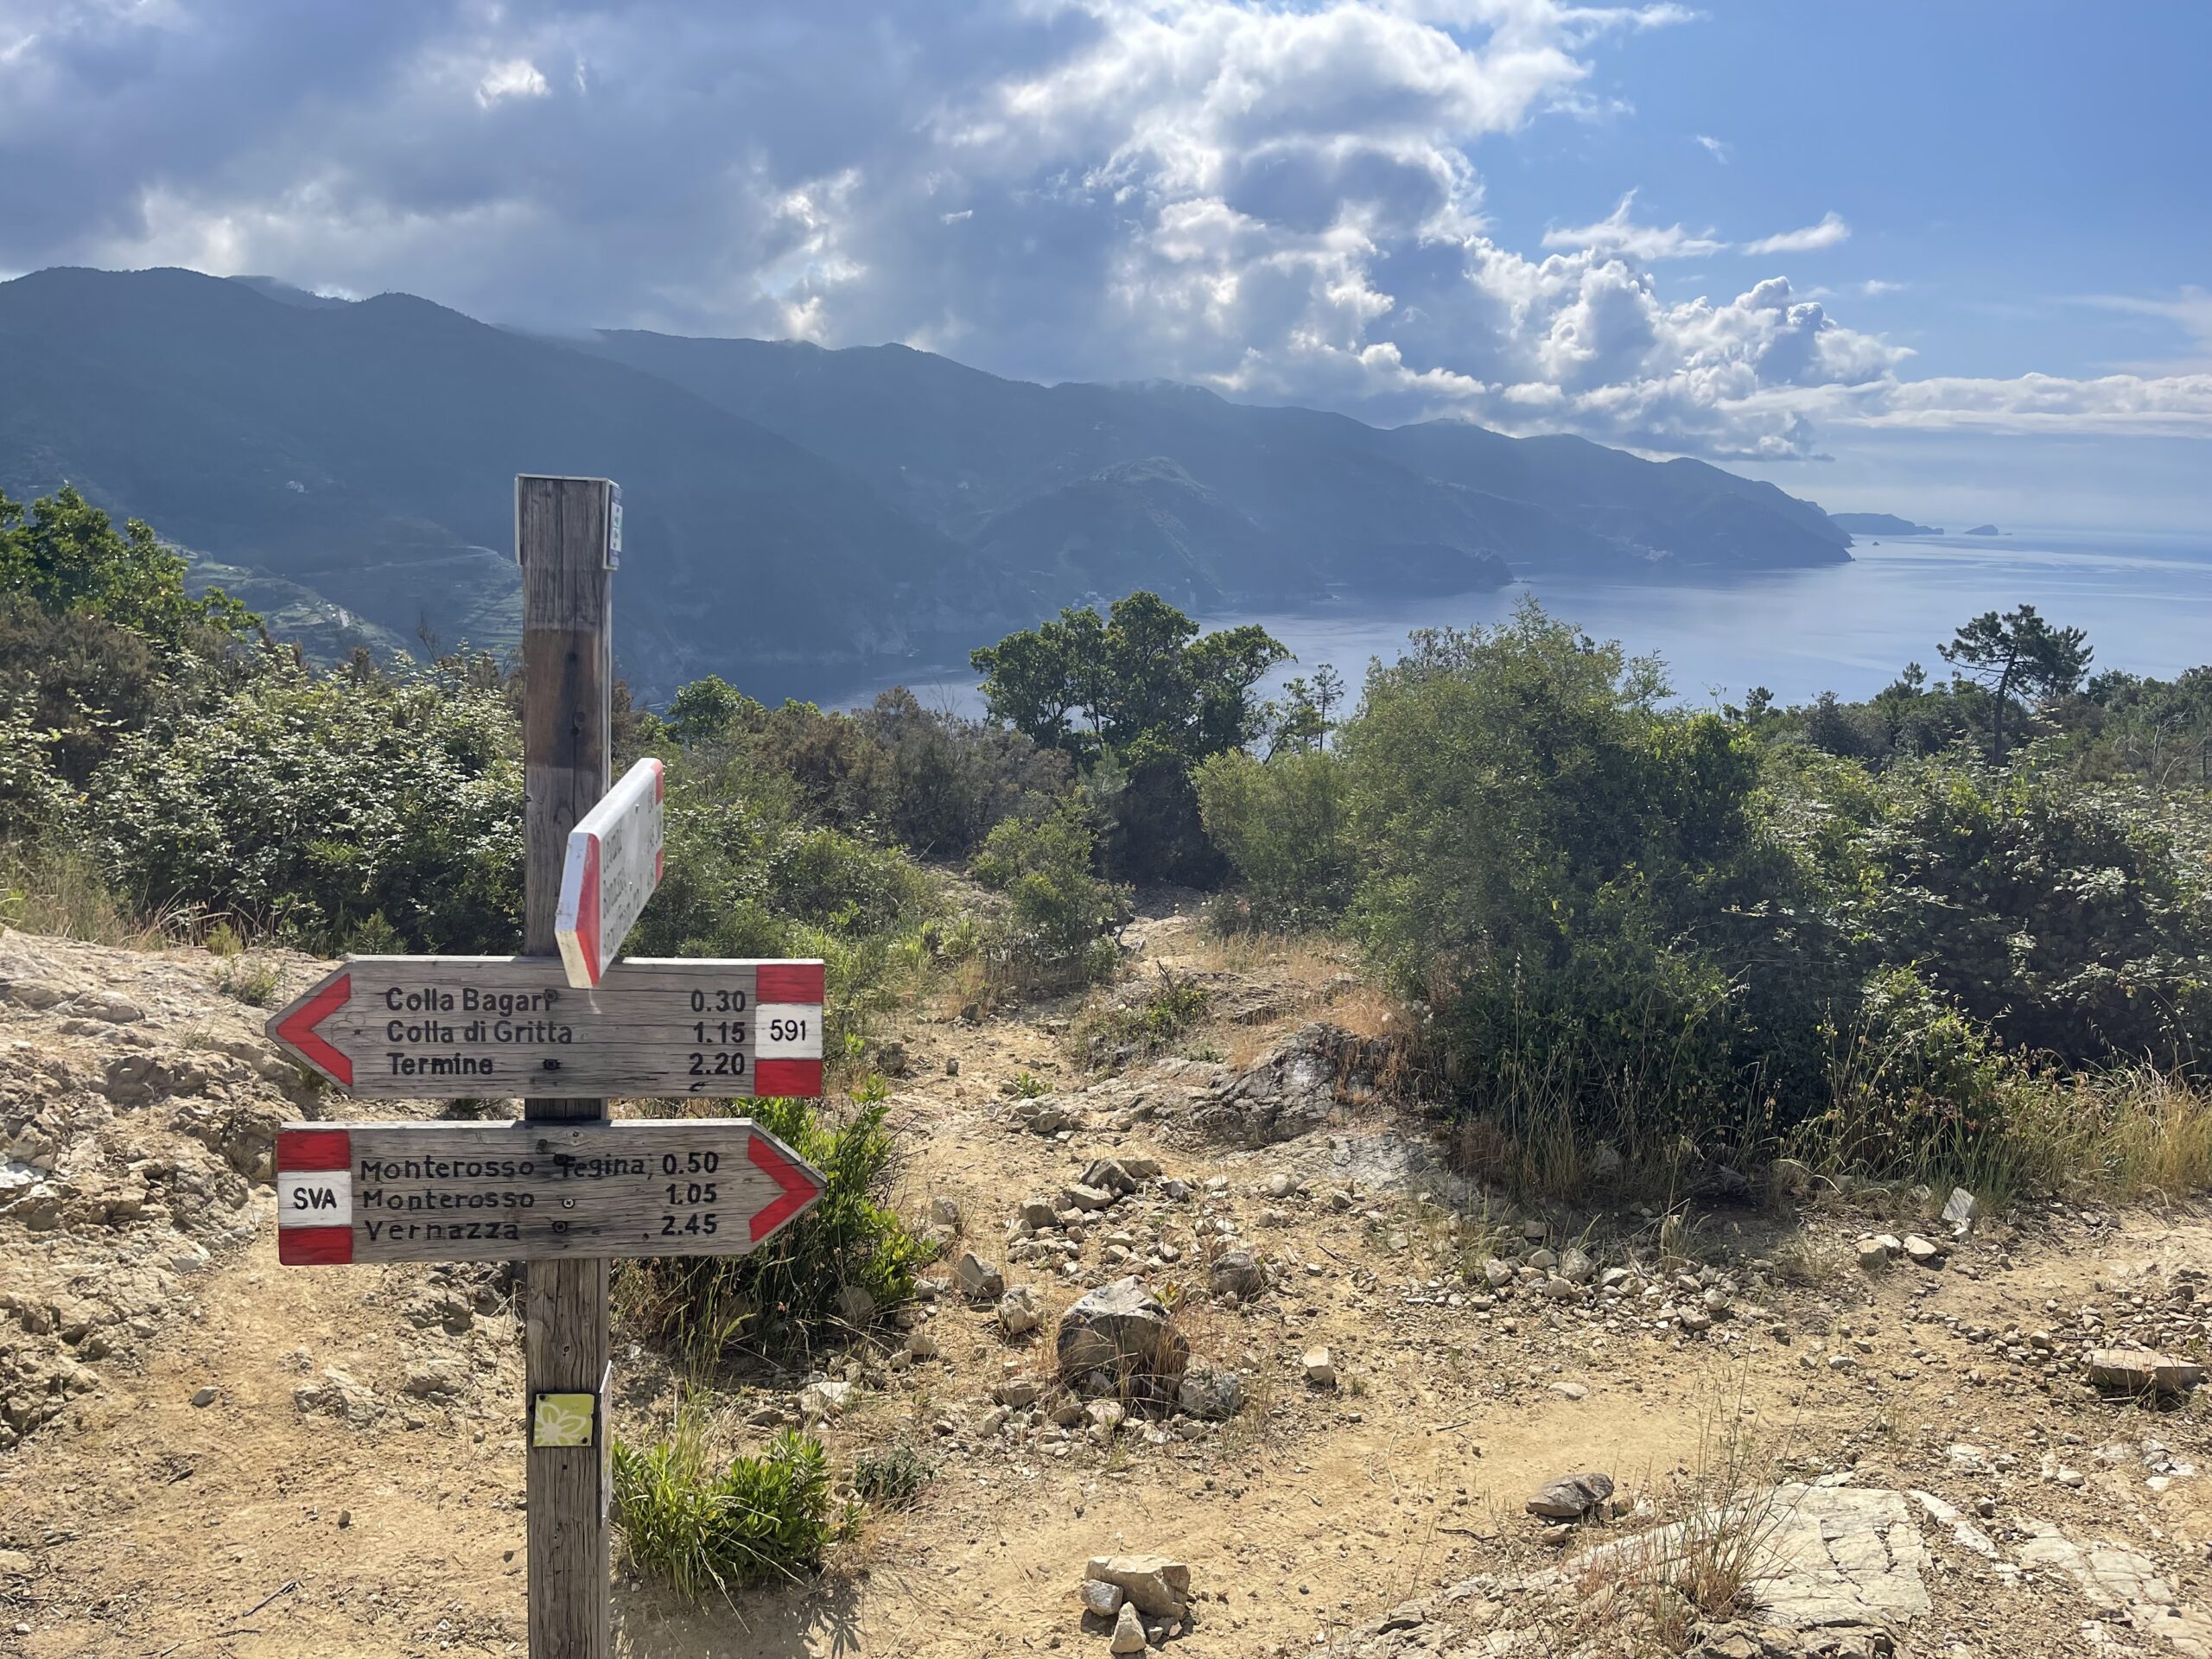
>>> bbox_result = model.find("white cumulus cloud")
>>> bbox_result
[1741,211,1851,256]
[476,58,550,107]
[1543,192,1725,260]
[0,0,2204,463]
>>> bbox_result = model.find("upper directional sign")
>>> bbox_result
[265,956,824,1099]
[273,1116,825,1265]
[556,756,664,988]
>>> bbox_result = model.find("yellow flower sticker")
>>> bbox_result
[531,1391,596,1448]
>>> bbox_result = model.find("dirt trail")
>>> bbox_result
[1,921,2208,1657]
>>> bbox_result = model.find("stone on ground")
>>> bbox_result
[1941,1185,1978,1229]
[1057,1277,1188,1399]
[996,1285,1042,1336]
[1081,1577,1125,1617]
[1208,1248,1265,1301]
[1526,1471,1613,1519]
[1586,1485,1929,1630]
[1901,1233,1944,1267]
[2087,1346,2207,1395]
[1109,1601,1147,1653]
[1177,1360,1245,1421]
[954,1250,1005,1300]
[1085,1554,1191,1618]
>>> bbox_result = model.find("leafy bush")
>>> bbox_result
[215,957,282,1007]
[0,488,266,793]
[1193,747,1352,928]
[1077,963,1211,1067]
[661,677,1070,860]
[1854,756,2212,1067]
[0,690,74,840]
[855,687,1073,857]
[1796,968,2019,1174]
[613,1421,834,1599]
[969,798,1128,989]
[1339,601,2212,1181]
[87,660,524,950]
[1342,603,1811,1148]
[627,1091,929,1357]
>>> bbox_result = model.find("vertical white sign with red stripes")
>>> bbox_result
[556,756,664,989]
[751,958,824,1098]
[276,1128,356,1265]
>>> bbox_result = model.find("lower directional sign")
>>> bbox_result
[264,956,824,1099]
[274,1118,825,1264]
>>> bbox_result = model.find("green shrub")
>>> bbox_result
[970,591,1286,881]
[1342,603,1811,1149]
[87,660,523,951]
[1194,747,1352,927]
[1855,754,2212,1067]
[852,1437,936,1510]
[613,1420,834,1599]
[970,798,1129,989]
[215,957,281,1007]
[855,688,1073,856]
[0,489,267,792]
[1796,968,2018,1175]
[0,690,73,840]
[1078,963,1211,1067]
[661,679,1071,861]
[627,1090,929,1359]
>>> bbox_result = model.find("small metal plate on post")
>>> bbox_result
[607,482,622,569]
[532,1389,600,1448]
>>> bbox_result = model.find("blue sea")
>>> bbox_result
[816,528,2212,715]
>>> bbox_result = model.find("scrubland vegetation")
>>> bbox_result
[3,482,2209,1609]
[3,482,2206,1213]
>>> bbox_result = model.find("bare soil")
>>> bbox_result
[0,918,2206,1658]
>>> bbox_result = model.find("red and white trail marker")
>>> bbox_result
[264,956,823,1100]
[275,1117,825,1266]
[556,756,665,989]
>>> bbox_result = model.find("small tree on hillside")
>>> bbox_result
[970,592,1286,880]
[1938,605,2091,761]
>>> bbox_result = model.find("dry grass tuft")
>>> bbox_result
[1572,1377,1796,1655]
[0,842,185,950]
[1187,929,1349,988]
[1324,980,1402,1041]
[1994,1065,2212,1199]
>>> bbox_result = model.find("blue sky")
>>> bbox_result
[2,0,2206,529]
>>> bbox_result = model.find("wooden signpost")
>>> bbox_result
[262,476,822,1659]
[268,956,824,1098]
[272,1118,823,1265]
[556,755,664,988]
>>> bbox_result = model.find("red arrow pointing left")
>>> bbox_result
[746,1130,823,1243]
[270,973,354,1085]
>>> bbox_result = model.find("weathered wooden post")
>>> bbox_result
[267,474,826,1659]
[517,474,617,1659]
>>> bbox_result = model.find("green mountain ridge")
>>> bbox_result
[1830,512,1943,537]
[1,266,1854,698]
[0,268,999,696]
[585,330,1853,582]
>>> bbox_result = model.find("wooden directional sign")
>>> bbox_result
[273,1118,824,1265]
[265,957,824,1099]
[556,756,664,988]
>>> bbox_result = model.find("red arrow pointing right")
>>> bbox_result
[271,973,354,1085]
[746,1130,823,1243]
